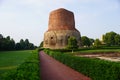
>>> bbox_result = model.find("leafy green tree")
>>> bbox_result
[20,39,25,49]
[103,31,117,46]
[25,39,29,45]
[67,36,78,49]
[114,34,120,45]
[94,39,101,48]
[81,36,91,47]
[24,39,30,49]
[15,43,21,50]
[89,38,94,46]
[39,41,43,48]
[6,36,10,40]
[0,34,3,39]
[0,38,6,50]
[0,35,16,50]
[9,39,15,50]
[29,43,34,49]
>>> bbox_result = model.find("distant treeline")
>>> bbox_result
[81,31,120,48]
[0,34,37,51]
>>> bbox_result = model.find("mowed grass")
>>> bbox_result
[65,48,120,55]
[0,50,33,76]
[78,49,120,53]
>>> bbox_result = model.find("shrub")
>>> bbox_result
[44,49,120,80]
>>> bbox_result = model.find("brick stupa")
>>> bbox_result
[43,8,81,49]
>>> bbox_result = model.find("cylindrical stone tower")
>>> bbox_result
[43,8,81,49]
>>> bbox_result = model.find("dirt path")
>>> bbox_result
[40,51,91,80]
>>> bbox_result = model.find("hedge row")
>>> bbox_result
[2,50,40,80]
[44,49,120,80]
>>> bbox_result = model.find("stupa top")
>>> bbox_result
[50,8,73,14]
[48,8,76,31]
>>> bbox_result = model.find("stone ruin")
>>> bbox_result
[43,8,81,49]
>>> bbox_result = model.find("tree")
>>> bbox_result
[39,41,43,48]
[0,34,3,39]
[0,38,6,50]
[89,38,94,46]
[9,39,15,50]
[103,31,117,46]
[15,43,21,50]
[94,39,101,48]
[28,43,34,49]
[20,39,25,49]
[24,39,30,49]
[6,36,10,40]
[114,34,120,45]
[81,36,91,47]
[67,36,78,49]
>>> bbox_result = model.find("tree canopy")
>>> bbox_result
[114,34,120,45]
[0,34,36,51]
[67,36,78,49]
[81,36,91,47]
[39,41,43,48]
[93,39,101,48]
[103,31,120,46]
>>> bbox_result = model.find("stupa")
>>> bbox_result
[43,8,81,49]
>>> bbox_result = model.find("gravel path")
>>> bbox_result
[40,51,91,80]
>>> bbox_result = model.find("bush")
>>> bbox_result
[2,50,40,80]
[44,49,120,80]
[36,47,44,52]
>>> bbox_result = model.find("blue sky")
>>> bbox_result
[0,0,120,46]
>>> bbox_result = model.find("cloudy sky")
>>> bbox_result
[0,0,120,46]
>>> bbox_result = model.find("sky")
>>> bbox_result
[0,0,120,46]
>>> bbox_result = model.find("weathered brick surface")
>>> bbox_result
[48,8,75,31]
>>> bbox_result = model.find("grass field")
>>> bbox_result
[77,49,120,53]
[63,48,120,54]
[0,50,33,77]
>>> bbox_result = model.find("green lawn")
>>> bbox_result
[64,48,120,55]
[77,49,120,53]
[0,50,33,76]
